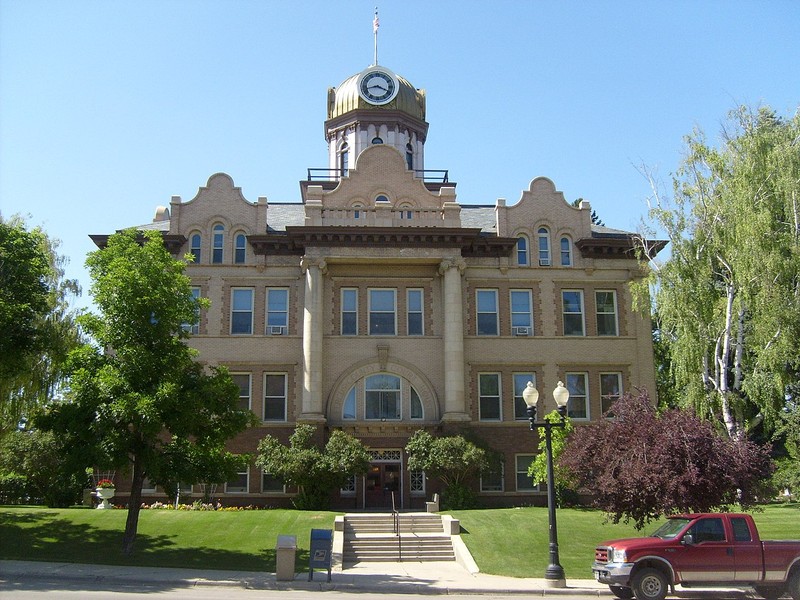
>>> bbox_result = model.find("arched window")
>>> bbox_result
[365,374,401,420]
[410,387,423,419]
[560,236,572,266]
[189,233,201,263]
[406,143,414,171]
[339,143,349,177]
[234,233,246,264]
[372,137,383,144]
[516,236,529,266]
[212,224,224,264]
[375,194,390,203]
[343,386,356,420]
[352,203,363,219]
[339,374,427,422]
[538,227,551,266]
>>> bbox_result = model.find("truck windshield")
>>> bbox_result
[651,518,692,539]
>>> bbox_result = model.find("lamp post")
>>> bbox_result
[522,380,570,588]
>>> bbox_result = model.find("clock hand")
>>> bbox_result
[369,83,388,92]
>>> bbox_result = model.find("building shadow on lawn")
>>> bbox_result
[0,510,297,572]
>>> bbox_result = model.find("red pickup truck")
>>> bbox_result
[592,513,800,600]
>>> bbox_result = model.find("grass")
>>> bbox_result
[1,503,798,577]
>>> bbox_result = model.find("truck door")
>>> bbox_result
[730,516,763,582]
[672,517,736,582]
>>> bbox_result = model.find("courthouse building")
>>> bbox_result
[94,61,663,509]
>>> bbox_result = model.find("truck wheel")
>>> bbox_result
[753,584,786,599]
[609,585,635,599]
[631,567,668,600]
[788,568,800,600]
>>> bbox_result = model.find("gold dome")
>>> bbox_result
[327,67,426,122]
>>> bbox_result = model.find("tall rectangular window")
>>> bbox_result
[476,289,499,336]
[515,455,537,491]
[262,471,285,493]
[566,372,589,420]
[562,290,585,336]
[596,290,618,336]
[189,234,201,263]
[231,288,253,335]
[266,288,289,334]
[481,462,504,492]
[225,471,248,493]
[341,288,358,335]
[369,289,396,335]
[600,372,622,415]
[560,237,572,266]
[407,288,424,335]
[234,234,246,264]
[510,290,533,334]
[516,236,529,266]
[263,373,287,421]
[212,224,224,264]
[514,373,536,420]
[183,286,201,334]
[231,373,251,411]
[479,373,501,421]
[365,374,401,420]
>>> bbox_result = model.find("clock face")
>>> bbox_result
[358,69,398,105]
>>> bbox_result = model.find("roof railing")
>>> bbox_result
[305,168,449,183]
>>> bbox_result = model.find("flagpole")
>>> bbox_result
[373,7,379,66]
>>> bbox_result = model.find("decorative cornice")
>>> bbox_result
[576,236,667,260]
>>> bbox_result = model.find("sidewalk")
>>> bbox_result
[0,559,754,597]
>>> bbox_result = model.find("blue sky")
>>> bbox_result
[1,1,797,310]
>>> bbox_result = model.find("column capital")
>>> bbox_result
[438,257,466,276]
[300,256,328,275]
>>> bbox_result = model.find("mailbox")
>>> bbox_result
[308,528,333,582]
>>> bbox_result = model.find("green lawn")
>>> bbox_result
[1,503,798,577]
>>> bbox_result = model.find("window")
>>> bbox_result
[262,471,285,493]
[476,289,499,335]
[234,233,246,264]
[538,227,551,266]
[514,373,536,420]
[596,290,618,336]
[365,374,400,420]
[369,289,396,335]
[510,290,533,334]
[263,373,287,421]
[409,470,426,496]
[600,372,622,415]
[688,518,726,543]
[398,205,413,219]
[560,237,572,266]
[516,455,537,491]
[732,517,753,542]
[410,387,423,419]
[266,288,289,334]
[189,233,201,263]
[516,236,529,266]
[341,288,358,335]
[479,373,501,421]
[231,373,251,411]
[562,290,585,336]
[566,372,589,420]
[226,471,248,493]
[184,286,201,334]
[343,386,356,419]
[339,143,349,177]
[481,462,504,492]
[375,194,389,203]
[353,203,363,219]
[340,475,356,496]
[212,224,224,264]
[231,288,253,335]
[407,289,423,335]
[372,137,383,144]
[406,143,414,170]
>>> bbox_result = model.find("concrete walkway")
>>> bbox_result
[0,559,755,597]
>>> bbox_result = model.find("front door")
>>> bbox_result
[365,463,401,509]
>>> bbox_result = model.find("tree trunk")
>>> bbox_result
[121,455,145,556]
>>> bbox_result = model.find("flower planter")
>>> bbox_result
[95,487,115,509]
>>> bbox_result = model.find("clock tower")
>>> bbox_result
[324,64,428,177]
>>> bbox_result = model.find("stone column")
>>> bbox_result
[300,256,327,421]
[439,258,469,421]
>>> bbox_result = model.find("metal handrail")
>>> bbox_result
[391,491,402,561]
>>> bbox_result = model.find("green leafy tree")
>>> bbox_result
[772,399,800,497]
[405,430,487,509]
[637,106,800,440]
[0,217,82,433]
[527,411,574,507]
[37,229,254,555]
[256,424,370,510]
[571,198,605,226]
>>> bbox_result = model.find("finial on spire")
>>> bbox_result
[373,7,380,66]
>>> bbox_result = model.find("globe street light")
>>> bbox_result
[522,380,570,588]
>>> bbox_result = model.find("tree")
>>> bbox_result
[638,106,800,441]
[37,229,255,555]
[527,411,575,507]
[559,391,773,529]
[255,424,370,510]
[405,429,487,509]
[772,399,800,497]
[571,198,605,226]
[0,217,82,434]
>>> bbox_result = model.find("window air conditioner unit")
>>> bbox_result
[268,326,286,335]
[512,326,531,336]
[539,258,551,266]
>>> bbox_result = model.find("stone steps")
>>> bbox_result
[343,513,455,564]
